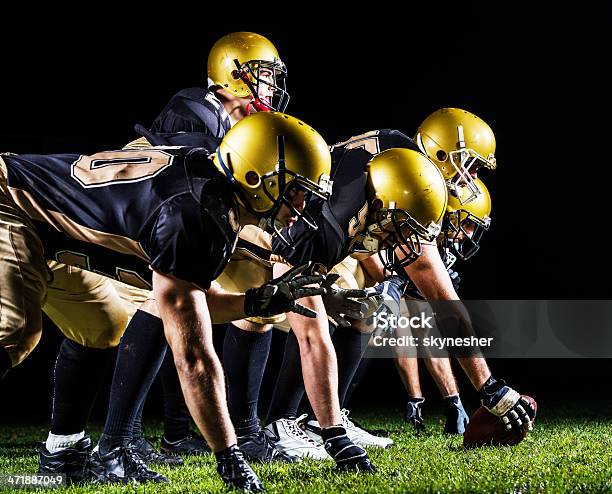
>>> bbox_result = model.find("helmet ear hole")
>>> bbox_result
[371,198,384,211]
[231,69,241,80]
[436,150,448,162]
[245,171,260,186]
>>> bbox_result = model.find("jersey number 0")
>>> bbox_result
[71,149,174,188]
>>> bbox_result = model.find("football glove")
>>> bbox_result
[321,274,374,327]
[364,275,406,330]
[479,377,536,433]
[322,426,375,472]
[447,268,462,293]
[444,395,469,434]
[244,263,326,319]
[404,397,426,434]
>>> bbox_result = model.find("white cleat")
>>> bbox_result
[263,414,330,460]
[304,409,394,449]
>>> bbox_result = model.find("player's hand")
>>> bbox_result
[447,268,462,292]
[364,275,406,329]
[480,379,536,433]
[323,427,375,473]
[244,263,326,319]
[321,274,373,327]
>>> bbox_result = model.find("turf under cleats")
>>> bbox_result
[305,409,393,449]
[38,436,99,484]
[321,426,375,472]
[160,433,211,456]
[238,430,299,463]
[404,397,426,434]
[444,395,469,435]
[264,415,329,460]
[128,436,183,466]
[215,445,264,492]
[91,443,168,484]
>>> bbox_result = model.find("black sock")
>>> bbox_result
[332,326,368,408]
[100,310,167,453]
[223,323,272,436]
[132,398,145,438]
[51,339,117,435]
[159,348,192,441]
[343,357,372,407]
[265,329,305,423]
[0,346,12,380]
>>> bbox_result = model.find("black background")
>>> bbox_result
[1,4,610,423]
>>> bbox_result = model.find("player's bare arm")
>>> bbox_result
[152,270,236,452]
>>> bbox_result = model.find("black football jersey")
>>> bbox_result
[272,129,420,271]
[150,87,232,140]
[2,147,239,290]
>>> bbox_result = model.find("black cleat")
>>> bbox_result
[160,433,211,456]
[216,445,264,492]
[91,443,168,484]
[238,430,299,463]
[129,436,183,466]
[405,397,426,434]
[39,437,96,484]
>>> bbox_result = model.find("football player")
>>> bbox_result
[398,178,492,435]
[223,143,448,461]
[101,31,293,463]
[36,30,289,477]
[266,109,536,450]
[0,112,332,492]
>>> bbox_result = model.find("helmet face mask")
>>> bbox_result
[443,210,490,261]
[213,113,333,247]
[416,108,497,206]
[361,207,442,277]
[442,177,492,261]
[234,58,290,113]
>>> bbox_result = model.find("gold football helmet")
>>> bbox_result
[415,108,496,204]
[213,112,332,237]
[208,32,289,112]
[443,178,492,261]
[357,148,448,271]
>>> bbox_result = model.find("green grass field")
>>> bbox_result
[1,406,611,493]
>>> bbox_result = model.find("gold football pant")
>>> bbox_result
[43,262,151,349]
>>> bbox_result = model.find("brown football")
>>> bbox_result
[463,395,537,448]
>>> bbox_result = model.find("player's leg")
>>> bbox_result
[157,349,211,455]
[394,356,426,432]
[40,264,126,462]
[94,300,171,483]
[421,357,469,434]
[223,319,296,462]
[303,324,393,449]
[106,280,184,466]
[264,328,330,460]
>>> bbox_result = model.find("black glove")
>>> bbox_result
[216,445,264,492]
[0,347,11,380]
[479,377,536,433]
[444,395,469,434]
[321,274,373,327]
[244,263,327,319]
[322,426,375,472]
